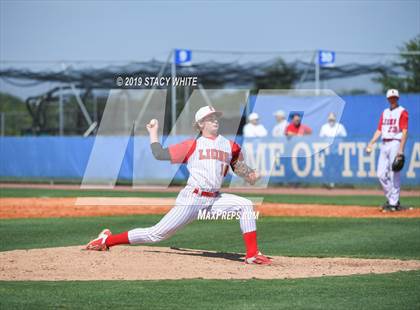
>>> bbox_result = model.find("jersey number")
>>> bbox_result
[388,126,398,133]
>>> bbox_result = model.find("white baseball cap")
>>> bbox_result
[195,106,222,122]
[386,89,399,98]
[273,110,285,117]
[327,112,336,121]
[248,112,259,121]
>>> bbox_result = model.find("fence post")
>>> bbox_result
[1,112,5,136]
[171,49,176,134]
[59,86,64,135]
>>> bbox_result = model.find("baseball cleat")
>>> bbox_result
[394,204,413,212]
[245,252,272,265]
[381,204,396,213]
[86,229,112,251]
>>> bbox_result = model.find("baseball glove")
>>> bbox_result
[392,154,405,172]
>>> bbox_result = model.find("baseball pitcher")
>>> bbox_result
[86,106,272,265]
[366,89,409,212]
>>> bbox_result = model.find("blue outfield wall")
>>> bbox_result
[1,94,419,185]
[1,136,419,185]
[339,94,419,137]
[240,137,420,185]
[249,94,420,138]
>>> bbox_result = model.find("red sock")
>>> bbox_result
[243,231,258,258]
[105,232,130,247]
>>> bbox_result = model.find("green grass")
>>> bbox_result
[1,187,419,207]
[1,215,420,259]
[1,212,419,309]
[261,194,420,206]
[1,271,419,309]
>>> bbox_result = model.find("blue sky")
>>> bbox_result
[1,0,419,62]
[0,0,419,94]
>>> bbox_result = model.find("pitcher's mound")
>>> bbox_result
[1,246,420,281]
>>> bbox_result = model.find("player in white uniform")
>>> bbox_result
[86,106,272,265]
[272,110,288,137]
[366,89,409,212]
[319,113,347,138]
[243,112,268,138]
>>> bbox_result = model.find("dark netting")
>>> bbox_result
[0,59,408,89]
[0,58,410,135]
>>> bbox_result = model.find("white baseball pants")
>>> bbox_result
[377,140,401,206]
[128,186,257,244]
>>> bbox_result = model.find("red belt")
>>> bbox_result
[193,188,219,197]
[383,139,401,142]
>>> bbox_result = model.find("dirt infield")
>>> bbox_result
[1,245,419,281]
[2,182,420,196]
[1,197,419,219]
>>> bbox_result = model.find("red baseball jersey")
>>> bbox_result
[285,123,312,136]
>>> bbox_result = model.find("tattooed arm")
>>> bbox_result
[230,141,261,185]
[231,159,260,185]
